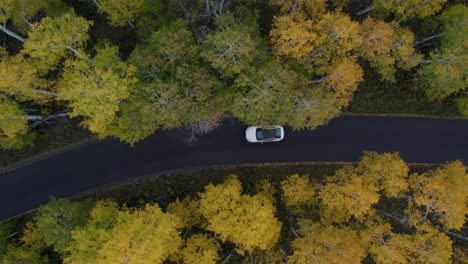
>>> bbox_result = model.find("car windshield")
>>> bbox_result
[256,127,281,140]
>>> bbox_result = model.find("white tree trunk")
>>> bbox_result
[0,24,25,43]
[356,6,375,16]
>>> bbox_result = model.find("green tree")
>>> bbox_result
[1,244,48,264]
[34,198,94,254]
[96,204,182,264]
[357,152,409,198]
[409,161,468,230]
[64,201,119,264]
[93,0,144,28]
[319,166,380,223]
[456,96,468,117]
[0,99,33,150]
[109,20,221,144]
[58,44,137,136]
[417,5,467,100]
[417,45,467,100]
[231,61,298,126]
[287,87,342,130]
[0,224,11,257]
[21,11,92,72]
[269,0,326,16]
[373,0,448,20]
[290,220,366,264]
[201,15,259,78]
[198,175,282,254]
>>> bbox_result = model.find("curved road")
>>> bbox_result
[1,116,467,220]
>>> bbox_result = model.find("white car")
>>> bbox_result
[245,126,284,143]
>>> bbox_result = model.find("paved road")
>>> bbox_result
[1,116,467,220]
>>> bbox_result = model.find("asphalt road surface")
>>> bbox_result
[1,116,467,220]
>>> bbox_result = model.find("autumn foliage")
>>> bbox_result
[1,152,467,263]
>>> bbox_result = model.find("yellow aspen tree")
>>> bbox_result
[21,11,92,73]
[166,196,204,230]
[58,44,137,137]
[280,174,317,207]
[271,12,361,74]
[0,99,30,150]
[270,14,317,61]
[179,234,221,264]
[361,212,407,264]
[409,161,468,230]
[198,175,282,254]
[0,49,53,101]
[290,220,366,264]
[64,201,119,264]
[97,204,182,264]
[309,12,361,74]
[319,166,380,224]
[359,18,397,81]
[357,152,409,198]
[314,57,363,106]
[387,225,452,263]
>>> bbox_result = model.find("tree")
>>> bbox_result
[64,201,119,264]
[0,0,14,23]
[270,14,317,62]
[409,161,468,230]
[362,213,408,264]
[456,96,468,117]
[198,175,282,254]
[96,204,182,264]
[438,5,468,50]
[109,20,221,145]
[271,12,361,74]
[359,18,417,82]
[167,196,203,230]
[314,57,363,106]
[387,225,452,263]
[0,49,54,101]
[417,5,467,100]
[179,234,221,264]
[417,46,467,100]
[357,152,409,198]
[21,11,92,72]
[0,99,33,150]
[34,198,94,254]
[290,220,366,264]
[1,244,48,264]
[373,0,448,20]
[58,44,137,136]
[201,15,259,78]
[280,174,317,207]
[0,224,11,257]
[230,61,298,126]
[269,0,326,16]
[319,166,380,224]
[93,0,144,28]
[287,87,342,130]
